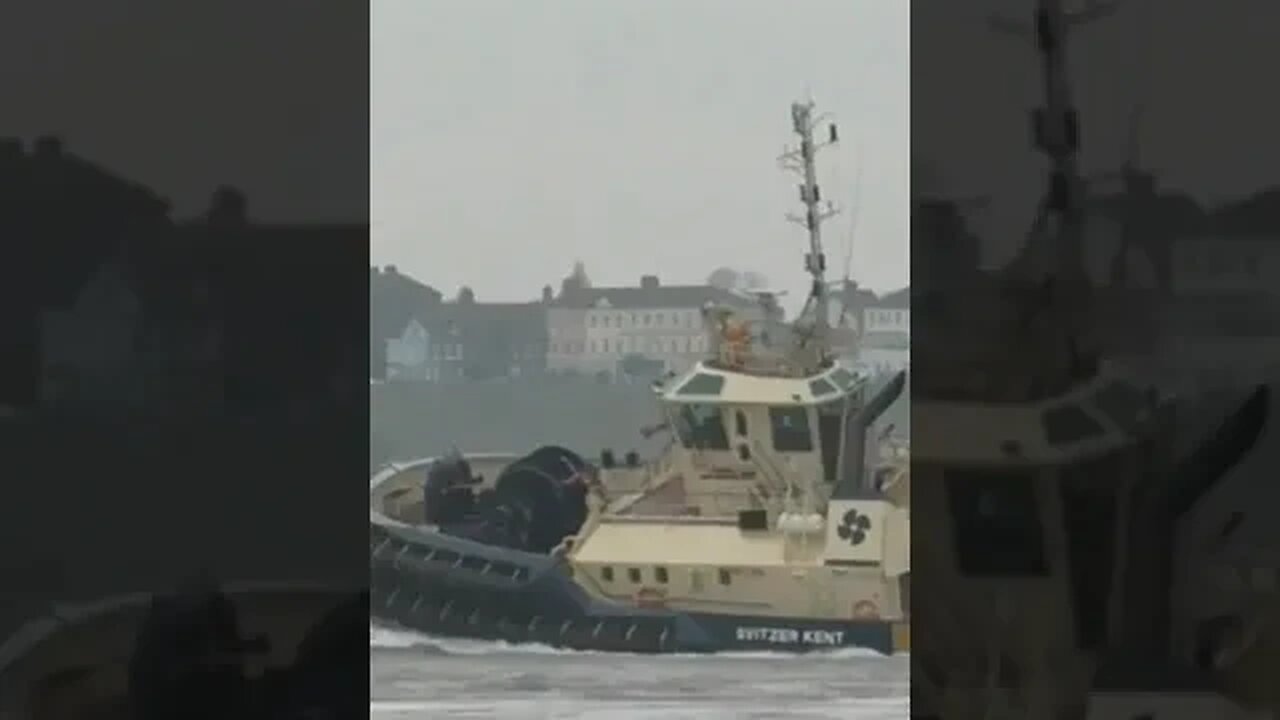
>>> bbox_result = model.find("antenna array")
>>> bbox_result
[778,100,842,354]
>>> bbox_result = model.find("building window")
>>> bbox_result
[644,314,651,325]
[601,566,614,582]
[627,567,642,583]
[602,339,610,353]
[718,568,731,586]
[655,566,669,584]
[615,313,625,326]
[590,316,598,327]
[631,313,637,325]
[590,340,597,353]
[734,410,747,436]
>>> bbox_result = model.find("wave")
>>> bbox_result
[370,622,906,660]
[372,698,908,720]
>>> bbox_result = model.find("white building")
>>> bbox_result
[547,275,759,378]
[385,318,432,381]
[855,287,910,376]
[40,261,143,414]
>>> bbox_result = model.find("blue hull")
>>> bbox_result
[370,521,895,655]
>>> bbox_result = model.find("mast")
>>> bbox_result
[779,100,841,360]
[991,1,1119,276]
[989,0,1122,381]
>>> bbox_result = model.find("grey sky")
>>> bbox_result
[914,0,1280,265]
[371,0,909,307]
[6,0,1271,299]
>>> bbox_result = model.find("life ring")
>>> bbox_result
[852,600,879,620]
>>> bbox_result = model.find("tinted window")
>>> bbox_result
[674,404,729,450]
[1092,380,1150,430]
[676,373,726,396]
[831,368,858,388]
[768,406,813,452]
[1042,404,1104,444]
[945,469,1047,576]
[809,377,838,397]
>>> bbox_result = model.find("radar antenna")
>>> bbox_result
[778,99,841,363]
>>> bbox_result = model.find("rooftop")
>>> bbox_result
[555,276,755,311]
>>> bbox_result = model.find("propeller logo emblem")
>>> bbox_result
[837,509,872,546]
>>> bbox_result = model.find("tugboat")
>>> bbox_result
[910,1,1273,718]
[370,99,912,654]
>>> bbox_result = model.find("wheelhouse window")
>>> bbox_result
[675,373,726,396]
[831,367,858,389]
[674,404,730,450]
[601,566,614,582]
[768,406,813,452]
[627,567,642,583]
[945,468,1047,576]
[655,566,669,584]
[1091,380,1152,431]
[808,377,838,397]
[1042,404,1104,445]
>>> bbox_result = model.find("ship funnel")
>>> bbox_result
[834,371,907,499]
[1168,384,1268,517]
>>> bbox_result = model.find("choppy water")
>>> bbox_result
[371,623,908,719]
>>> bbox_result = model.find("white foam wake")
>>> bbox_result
[370,622,903,660]
[371,698,908,719]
